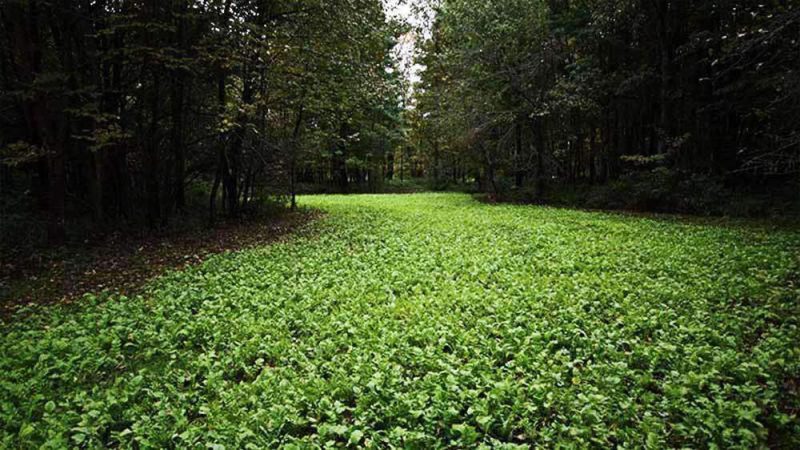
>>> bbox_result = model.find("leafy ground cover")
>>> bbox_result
[0,211,314,315]
[1,193,799,448]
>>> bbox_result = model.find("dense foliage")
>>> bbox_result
[2,193,799,447]
[410,0,800,210]
[3,0,798,255]
[0,0,405,248]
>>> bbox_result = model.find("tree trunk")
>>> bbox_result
[386,149,394,180]
[589,125,597,184]
[290,103,305,210]
[88,152,104,222]
[145,72,162,229]
[655,0,674,154]
[209,164,221,224]
[334,122,349,192]
[533,119,545,197]
[170,1,187,212]
[515,121,524,187]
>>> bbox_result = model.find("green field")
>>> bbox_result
[2,193,799,448]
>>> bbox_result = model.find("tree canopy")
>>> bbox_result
[411,0,799,211]
[1,0,405,245]
[1,0,798,249]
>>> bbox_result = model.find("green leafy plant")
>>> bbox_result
[2,193,799,448]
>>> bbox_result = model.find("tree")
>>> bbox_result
[411,0,800,209]
[0,0,402,249]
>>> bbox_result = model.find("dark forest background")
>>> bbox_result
[410,0,800,215]
[1,0,799,257]
[0,0,405,254]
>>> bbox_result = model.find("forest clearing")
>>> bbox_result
[2,0,799,447]
[2,194,799,448]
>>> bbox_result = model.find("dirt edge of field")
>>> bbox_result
[1,210,320,317]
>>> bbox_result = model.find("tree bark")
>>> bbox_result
[145,71,162,229]
[171,0,187,211]
[290,103,305,211]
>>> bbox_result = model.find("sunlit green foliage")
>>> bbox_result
[2,194,800,447]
